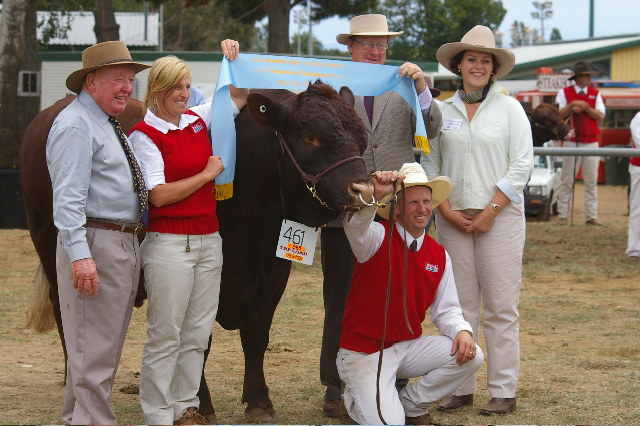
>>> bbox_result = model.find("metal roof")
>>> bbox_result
[510,34,640,72]
[35,11,159,47]
[433,34,640,80]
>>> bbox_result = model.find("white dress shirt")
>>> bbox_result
[343,206,472,340]
[422,83,534,209]
[555,83,606,115]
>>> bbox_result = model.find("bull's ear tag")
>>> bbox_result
[275,219,318,266]
[260,105,267,113]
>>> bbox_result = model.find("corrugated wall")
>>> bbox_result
[611,46,640,81]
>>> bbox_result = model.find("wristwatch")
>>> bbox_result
[489,202,500,213]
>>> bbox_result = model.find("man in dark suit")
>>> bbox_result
[319,13,443,417]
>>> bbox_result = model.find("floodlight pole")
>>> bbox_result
[589,0,594,37]
[531,1,553,42]
[307,0,313,55]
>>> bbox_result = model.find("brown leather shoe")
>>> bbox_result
[437,394,473,412]
[479,397,516,415]
[174,407,210,425]
[586,218,603,226]
[406,412,438,425]
[323,399,340,417]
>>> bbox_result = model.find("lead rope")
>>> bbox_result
[375,180,411,425]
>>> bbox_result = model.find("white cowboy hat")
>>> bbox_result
[336,14,403,45]
[376,163,452,220]
[436,25,515,79]
[66,41,150,93]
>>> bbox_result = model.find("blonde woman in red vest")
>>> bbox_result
[128,41,247,425]
[337,163,482,425]
[555,62,606,226]
[422,26,533,415]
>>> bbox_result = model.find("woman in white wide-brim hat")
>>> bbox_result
[421,25,534,416]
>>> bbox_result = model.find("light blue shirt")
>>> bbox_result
[188,85,206,107]
[46,90,141,262]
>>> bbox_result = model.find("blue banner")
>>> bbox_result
[210,53,429,200]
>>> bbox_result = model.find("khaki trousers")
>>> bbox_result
[434,202,525,398]
[139,232,222,425]
[57,228,140,425]
[556,141,600,221]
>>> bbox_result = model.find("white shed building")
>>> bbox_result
[38,51,223,110]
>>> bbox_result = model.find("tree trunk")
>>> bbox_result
[17,0,40,144]
[0,0,27,168]
[94,0,120,43]
[267,0,291,53]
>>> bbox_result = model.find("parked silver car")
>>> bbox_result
[524,147,562,221]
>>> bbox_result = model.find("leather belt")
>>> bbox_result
[84,218,143,235]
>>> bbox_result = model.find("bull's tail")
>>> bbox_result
[25,263,56,333]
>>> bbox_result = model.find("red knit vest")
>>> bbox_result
[129,111,218,235]
[340,224,445,354]
[563,85,600,142]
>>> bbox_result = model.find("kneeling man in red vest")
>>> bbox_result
[337,162,483,425]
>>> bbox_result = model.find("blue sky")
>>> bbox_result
[289,0,639,55]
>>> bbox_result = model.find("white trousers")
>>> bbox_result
[57,229,140,425]
[627,164,640,258]
[139,232,222,425]
[556,141,600,221]
[337,336,483,425]
[435,201,525,397]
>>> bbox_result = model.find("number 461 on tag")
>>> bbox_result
[275,219,318,265]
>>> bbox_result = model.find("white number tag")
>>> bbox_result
[275,220,318,265]
[442,118,462,131]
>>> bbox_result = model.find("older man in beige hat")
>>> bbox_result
[336,164,482,425]
[320,14,443,417]
[47,41,149,425]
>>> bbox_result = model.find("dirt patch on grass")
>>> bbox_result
[1,183,639,425]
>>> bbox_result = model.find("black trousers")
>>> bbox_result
[320,227,354,402]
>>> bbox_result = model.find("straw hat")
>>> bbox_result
[336,14,403,45]
[66,41,150,93]
[436,25,515,79]
[568,62,599,81]
[376,163,452,220]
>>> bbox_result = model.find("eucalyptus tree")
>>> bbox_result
[377,0,506,61]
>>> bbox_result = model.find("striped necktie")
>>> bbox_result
[108,116,148,225]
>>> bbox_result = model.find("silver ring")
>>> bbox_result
[469,351,473,354]
[232,44,236,48]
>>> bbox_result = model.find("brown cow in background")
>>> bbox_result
[525,103,574,146]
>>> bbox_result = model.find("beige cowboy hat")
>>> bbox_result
[568,62,599,81]
[66,41,151,93]
[376,163,452,220]
[436,25,515,79]
[336,14,403,45]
